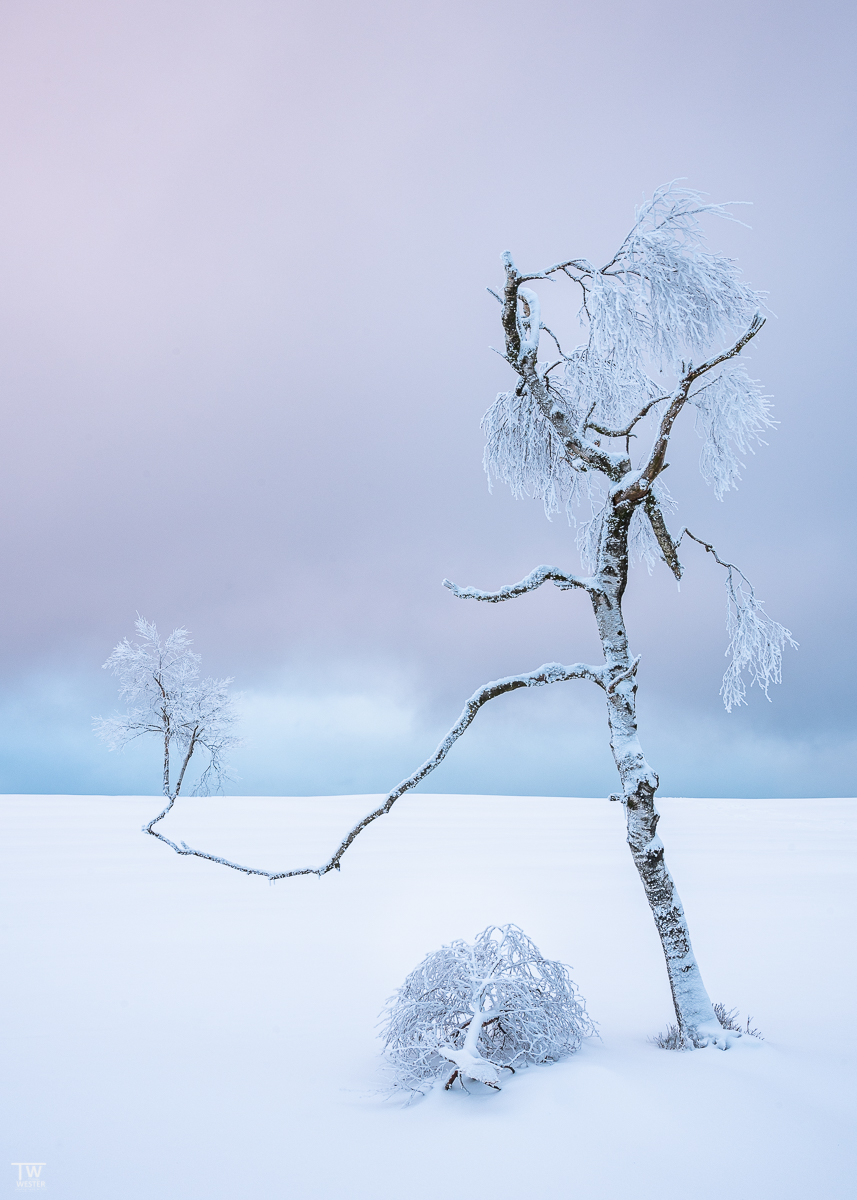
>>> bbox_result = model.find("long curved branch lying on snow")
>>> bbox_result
[442,564,593,602]
[143,660,606,880]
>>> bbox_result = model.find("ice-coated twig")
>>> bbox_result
[142,660,606,880]
[586,393,667,439]
[678,530,797,711]
[442,564,593,603]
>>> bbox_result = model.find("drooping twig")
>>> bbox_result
[678,529,747,576]
[143,660,606,880]
[678,529,797,710]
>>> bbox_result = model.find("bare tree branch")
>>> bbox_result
[443,564,593,603]
[586,393,668,440]
[676,528,739,573]
[540,324,567,357]
[143,660,606,880]
[643,495,683,581]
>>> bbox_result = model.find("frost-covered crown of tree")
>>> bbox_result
[476,182,795,711]
[95,616,241,800]
[380,924,595,1095]
[484,183,773,528]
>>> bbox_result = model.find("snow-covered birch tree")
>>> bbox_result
[140,185,794,1050]
[435,184,795,1048]
[95,618,241,843]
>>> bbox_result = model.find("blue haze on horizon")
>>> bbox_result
[0,0,854,799]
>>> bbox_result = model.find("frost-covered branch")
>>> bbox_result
[586,392,667,440]
[597,184,758,369]
[442,564,592,602]
[678,531,797,711]
[691,362,774,499]
[143,660,606,880]
[497,251,632,485]
[606,655,641,694]
[618,313,765,505]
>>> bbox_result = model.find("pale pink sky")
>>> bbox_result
[0,0,853,795]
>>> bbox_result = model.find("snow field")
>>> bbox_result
[1,793,854,1199]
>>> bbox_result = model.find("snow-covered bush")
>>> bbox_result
[380,924,595,1094]
[652,1002,763,1050]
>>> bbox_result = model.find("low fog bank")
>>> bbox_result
[0,659,850,799]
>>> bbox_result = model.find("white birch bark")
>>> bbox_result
[594,503,717,1044]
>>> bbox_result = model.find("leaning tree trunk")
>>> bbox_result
[594,503,718,1046]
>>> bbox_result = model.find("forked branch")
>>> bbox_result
[143,660,606,880]
[678,529,747,574]
[587,394,667,440]
[617,314,765,505]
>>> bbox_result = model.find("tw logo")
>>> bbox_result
[10,1164,46,1189]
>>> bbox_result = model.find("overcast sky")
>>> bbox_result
[0,0,854,798]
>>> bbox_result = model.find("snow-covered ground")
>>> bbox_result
[2,793,854,1199]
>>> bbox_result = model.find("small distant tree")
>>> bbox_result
[139,186,793,1051]
[381,924,595,1094]
[95,617,241,845]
